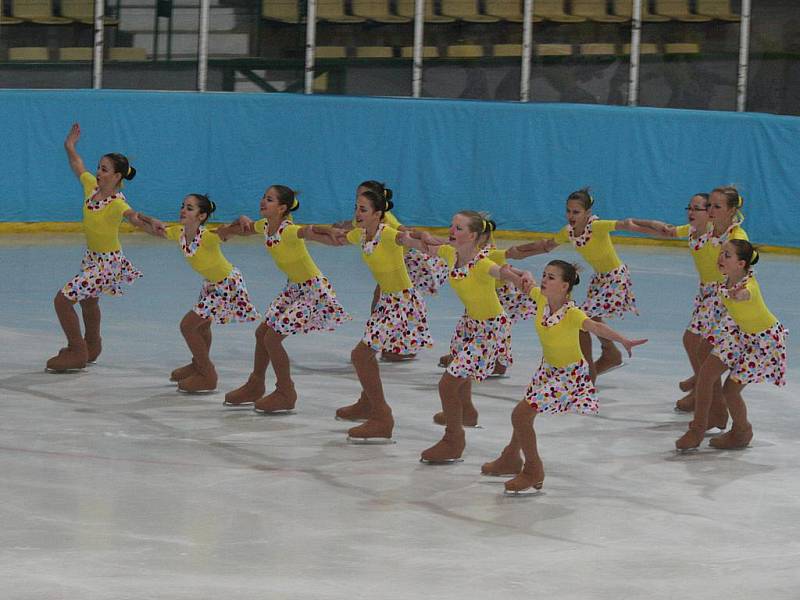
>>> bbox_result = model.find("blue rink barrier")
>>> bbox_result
[1,90,799,247]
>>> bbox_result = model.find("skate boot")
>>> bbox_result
[679,375,695,392]
[347,408,394,444]
[707,396,729,431]
[85,335,102,364]
[709,424,753,450]
[46,341,89,372]
[437,354,453,368]
[224,373,265,407]
[178,361,218,393]
[170,360,197,382]
[595,344,623,375]
[481,445,523,476]
[254,385,297,414]
[380,351,416,363]
[489,362,507,377]
[335,392,371,422]
[433,404,479,428]
[675,425,705,452]
[420,429,465,464]
[503,458,545,495]
[674,392,695,413]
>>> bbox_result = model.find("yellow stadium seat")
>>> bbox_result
[612,0,670,22]
[59,47,93,60]
[571,0,627,23]
[622,42,658,54]
[493,43,522,57]
[60,0,119,24]
[664,42,700,54]
[107,47,148,60]
[315,0,366,23]
[396,0,456,23]
[352,0,411,22]
[400,46,440,58]
[441,0,499,22]
[12,0,72,23]
[355,46,394,58]
[653,1,712,22]
[446,44,484,58]
[262,0,301,23]
[579,43,617,56]
[315,46,347,58]
[1,1,24,23]
[533,0,585,23]
[313,72,329,92]
[696,0,740,22]
[484,0,542,23]
[9,46,50,60]
[535,43,573,56]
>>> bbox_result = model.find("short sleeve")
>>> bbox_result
[282,223,301,243]
[383,211,402,229]
[254,218,267,234]
[346,228,362,245]
[528,287,544,304]
[79,172,97,200]
[474,258,496,280]
[203,229,222,248]
[113,198,131,217]
[674,224,691,238]
[487,248,507,264]
[165,225,182,241]
[566,306,589,329]
[731,226,749,241]
[381,226,400,246]
[593,220,617,234]
[553,226,569,244]
[437,244,456,268]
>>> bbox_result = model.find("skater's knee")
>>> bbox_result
[351,342,373,365]
[511,400,534,429]
[722,376,744,397]
[263,326,285,347]
[255,321,269,340]
[54,291,73,308]
[179,312,201,336]
[438,373,462,397]
[79,297,99,308]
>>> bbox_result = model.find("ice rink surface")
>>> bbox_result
[1,233,798,600]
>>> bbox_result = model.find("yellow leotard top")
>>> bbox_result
[554,219,622,274]
[438,245,503,320]
[675,223,749,284]
[529,287,589,368]
[80,172,132,253]
[721,275,778,334]
[254,218,322,283]
[166,224,233,283]
[346,225,412,293]
[486,247,508,290]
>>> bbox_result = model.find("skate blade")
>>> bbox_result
[177,388,218,395]
[45,367,85,374]
[380,356,417,363]
[597,361,627,375]
[419,457,464,465]
[253,408,296,416]
[335,416,368,422]
[503,487,543,497]
[347,436,396,445]
[673,406,693,413]
[222,401,255,409]
[435,422,483,429]
[481,472,516,478]
[675,446,700,454]
[86,360,98,366]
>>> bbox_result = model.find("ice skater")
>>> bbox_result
[47,123,165,372]
[143,194,260,392]
[222,185,350,412]
[675,239,786,451]
[481,260,646,494]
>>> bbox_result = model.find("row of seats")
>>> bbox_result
[5,46,147,60]
[263,0,741,25]
[315,41,699,57]
[0,0,117,24]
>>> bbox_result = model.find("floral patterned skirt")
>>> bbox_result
[524,359,598,414]
[264,276,351,336]
[447,313,511,381]
[61,248,142,301]
[362,287,432,355]
[687,282,725,339]
[193,267,261,325]
[711,316,788,386]
[404,248,449,296]
[581,263,638,320]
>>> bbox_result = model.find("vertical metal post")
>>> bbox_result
[520,0,534,101]
[411,0,424,97]
[197,0,210,91]
[736,0,752,112]
[304,0,318,94]
[627,0,642,106]
[92,0,104,88]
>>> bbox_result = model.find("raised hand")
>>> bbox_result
[65,123,81,148]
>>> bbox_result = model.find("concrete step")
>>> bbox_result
[133,31,250,55]
[119,7,242,31]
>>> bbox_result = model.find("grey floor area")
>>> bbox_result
[1,233,799,600]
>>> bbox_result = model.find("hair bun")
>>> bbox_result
[574,273,580,286]
[383,186,393,201]
[750,249,759,265]
[385,199,394,212]
[124,165,137,181]
[209,200,217,214]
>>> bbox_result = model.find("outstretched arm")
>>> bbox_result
[397,230,445,256]
[506,238,558,260]
[617,218,676,237]
[215,217,254,241]
[582,319,648,356]
[64,123,87,179]
[125,209,167,238]
[299,224,348,245]
[489,263,533,291]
